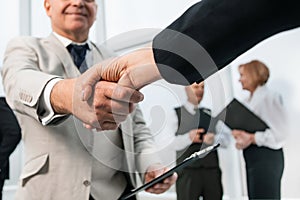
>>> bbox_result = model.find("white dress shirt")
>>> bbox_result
[243,85,287,149]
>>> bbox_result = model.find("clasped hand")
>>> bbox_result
[71,47,161,130]
[232,130,255,149]
[189,128,215,145]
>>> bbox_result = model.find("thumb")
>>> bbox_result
[79,61,106,101]
[81,57,128,101]
[80,56,138,100]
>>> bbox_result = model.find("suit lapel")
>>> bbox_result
[42,37,112,79]
[121,119,136,186]
[90,42,104,64]
[43,33,80,78]
[90,42,116,64]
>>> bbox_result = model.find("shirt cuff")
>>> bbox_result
[254,132,264,147]
[183,132,193,144]
[40,78,67,125]
[176,133,193,151]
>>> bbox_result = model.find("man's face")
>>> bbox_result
[44,0,97,41]
[186,82,205,105]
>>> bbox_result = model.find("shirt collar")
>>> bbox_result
[53,32,92,50]
[183,101,198,115]
[247,85,267,102]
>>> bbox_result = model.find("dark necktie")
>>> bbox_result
[67,43,89,73]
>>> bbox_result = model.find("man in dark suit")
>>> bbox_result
[79,0,300,97]
[0,97,21,200]
[151,0,300,85]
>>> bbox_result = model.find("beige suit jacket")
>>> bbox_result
[2,34,160,200]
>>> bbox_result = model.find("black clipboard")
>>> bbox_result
[216,98,269,133]
[120,144,220,200]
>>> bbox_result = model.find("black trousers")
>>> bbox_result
[176,167,223,200]
[244,145,284,200]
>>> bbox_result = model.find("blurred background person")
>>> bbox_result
[140,81,230,199]
[0,74,21,200]
[173,82,230,200]
[232,60,287,200]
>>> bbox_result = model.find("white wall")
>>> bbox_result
[104,0,199,39]
[0,0,20,62]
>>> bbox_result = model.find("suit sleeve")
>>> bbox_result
[153,0,300,84]
[0,98,21,177]
[2,37,59,122]
[132,106,161,175]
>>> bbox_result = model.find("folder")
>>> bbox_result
[198,109,210,139]
[176,108,217,140]
[198,108,216,134]
[216,98,269,133]
[120,144,220,200]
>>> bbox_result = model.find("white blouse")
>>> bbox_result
[243,85,287,149]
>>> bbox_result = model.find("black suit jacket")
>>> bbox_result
[153,0,300,84]
[0,97,21,180]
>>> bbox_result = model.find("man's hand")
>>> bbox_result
[144,163,177,194]
[50,47,161,130]
[81,80,144,130]
[72,47,161,129]
[232,130,255,149]
[189,128,205,143]
[203,132,215,145]
[51,75,143,130]
[98,47,162,90]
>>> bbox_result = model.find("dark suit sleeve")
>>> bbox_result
[0,97,21,179]
[153,0,300,84]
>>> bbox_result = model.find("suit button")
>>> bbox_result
[83,180,91,187]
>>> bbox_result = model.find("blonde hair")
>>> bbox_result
[239,60,270,86]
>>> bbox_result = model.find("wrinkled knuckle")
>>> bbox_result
[94,101,109,111]
[88,117,100,128]
[101,122,118,130]
[115,88,127,100]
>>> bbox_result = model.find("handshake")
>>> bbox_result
[51,47,162,130]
